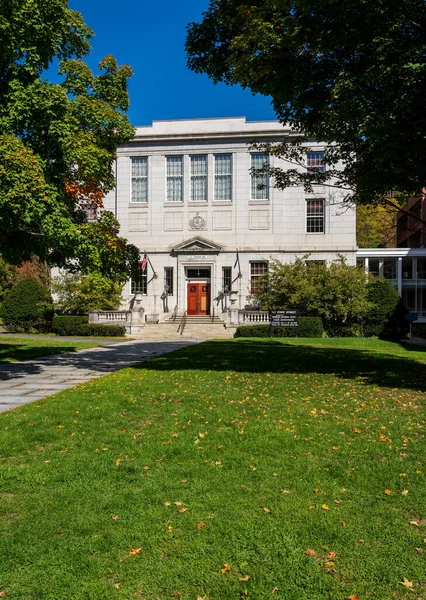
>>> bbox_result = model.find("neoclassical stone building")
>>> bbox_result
[103,117,357,320]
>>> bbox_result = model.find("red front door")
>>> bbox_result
[187,283,210,315]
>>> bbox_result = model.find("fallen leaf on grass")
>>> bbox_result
[281,489,290,494]
[271,587,278,594]
[168,526,173,532]
[197,521,206,529]
[384,489,392,495]
[263,507,271,513]
[0,592,6,597]
[164,502,171,507]
[304,549,317,556]
[400,577,413,589]
[114,583,120,589]
[415,547,422,552]
[239,575,250,582]
[220,563,231,574]
[313,488,320,493]
[112,515,119,520]
[178,507,187,513]
[174,502,182,506]
[129,547,142,556]
[241,591,248,597]
[321,504,329,510]
[401,489,409,496]
[347,596,360,600]
[409,521,419,526]
[115,459,121,467]
[327,551,337,559]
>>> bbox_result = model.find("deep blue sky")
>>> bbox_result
[68,0,276,126]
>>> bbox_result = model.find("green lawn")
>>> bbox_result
[1,338,425,599]
[0,338,105,362]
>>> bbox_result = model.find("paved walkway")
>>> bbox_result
[0,339,199,413]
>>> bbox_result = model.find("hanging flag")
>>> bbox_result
[140,253,148,271]
[233,249,239,270]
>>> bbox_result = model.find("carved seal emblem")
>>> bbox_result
[189,213,206,230]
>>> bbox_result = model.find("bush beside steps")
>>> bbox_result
[234,317,323,338]
[52,316,125,337]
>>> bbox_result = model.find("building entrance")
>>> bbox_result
[187,283,211,315]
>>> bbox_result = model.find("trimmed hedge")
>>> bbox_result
[52,316,88,336]
[234,317,323,338]
[1,277,53,333]
[52,316,125,337]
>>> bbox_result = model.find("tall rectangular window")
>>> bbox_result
[190,155,207,202]
[131,157,148,203]
[251,153,269,200]
[131,271,147,295]
[164,267,174,295]
[306,199,325,233]
[222,266,232,292]
[214,154,232,201]
[166,156,183,202]
[307,152,325,174]
[250,262,268,294]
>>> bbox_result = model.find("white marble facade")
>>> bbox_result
[103,117,357,318]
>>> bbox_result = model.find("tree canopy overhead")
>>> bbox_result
[0,0,139,281]
[186,0,426,205]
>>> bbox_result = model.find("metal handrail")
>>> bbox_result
[171,305,178,322]
[177,310,187,335]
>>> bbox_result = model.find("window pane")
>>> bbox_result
[368,258,380,276]
[306,199,325,233]
[307,152,325,173]
[132,157,147,177]
[402,257,413,279]
[251,153,268,200]
[167,156,182,176]
[190,156,207,202]
[215,155,232,201]
[250,262,268,294]
[131,157,148,203]
[383,258,397,279]
[417,258,426,279]
[131,272,147,295]
[132,178,147,203]
[164,267,173,295]
[222,267,232,292]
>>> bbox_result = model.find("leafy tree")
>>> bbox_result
[356,204,399,248]
[52,272,123,315]
[0,0,139,279]
[186,1,426,206]
[255,257,372,334]
[1,277,54,332]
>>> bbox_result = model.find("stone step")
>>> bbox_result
[128,323,234,340]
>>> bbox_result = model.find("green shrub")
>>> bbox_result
[363,277,408,339]
[52,316,88,336]
[1,277,53,332]
[234,317,323,338]
[325,324,364,338]
[52,316,125,337]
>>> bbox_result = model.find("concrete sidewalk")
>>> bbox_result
[0,339,199,413]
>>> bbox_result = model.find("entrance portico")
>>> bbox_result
[172,236,222,316]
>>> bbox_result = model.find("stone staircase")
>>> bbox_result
[128,315,234,340]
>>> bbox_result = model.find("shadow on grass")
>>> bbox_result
[0,340,198,381]
[0,343,93,364]
[136,339,426,393]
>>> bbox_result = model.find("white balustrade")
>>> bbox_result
[242,311,269,324]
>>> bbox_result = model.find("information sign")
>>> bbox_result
[404,312,418,322]
[269,309,299,327]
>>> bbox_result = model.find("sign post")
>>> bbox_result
[269,310,299,336]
